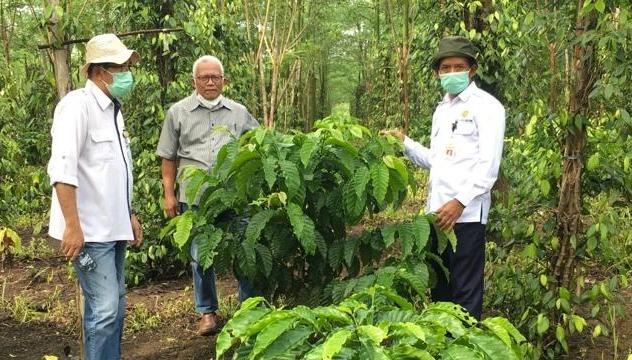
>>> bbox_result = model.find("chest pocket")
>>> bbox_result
[453,119,478,154]
[454,119,477,136]
[89,130,116,162]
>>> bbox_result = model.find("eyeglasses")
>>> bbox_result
[438,64,470,74]
[194,75,224,84]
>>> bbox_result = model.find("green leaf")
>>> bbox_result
[398,222,415,256]
[555,325,567,349]
[312,306,353,325]
[370,162,390,203]
[381,224,397,247]
[230,149,260,172]
[421,302,476,336]
[300,135,318,166]
[358,325,387,344]
[571,315,587,333]
[483,317,526,343]
[245,209,277,246]
[387,345,434,360]
[235,158,262,196]
[389,322,427,342]
[383,155,408,184]
[255,243,273,277]
[353,166,371,197]
[536,314,550,335]
[343,181,367,223]
[343,236,359,266]
[286,203,317,255]
[540,180,550,196]
[173,211,194,248]
[195,229,222,270]
[259,325,313,358]
[183,168,207,204]
[322,328,353,360]
[408,216,429,247]
[262,157,277,190]
[328,240,343,270]
[280,160,302,202]
[587,153,600,171]
[251,317,297,358]
[377,287,414,310]
[465,328,520,360]
[349,125,364,138]
[396,265,429,297]
[215,307,270,359]
[441,343,485,359]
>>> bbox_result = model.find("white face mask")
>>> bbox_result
[197,93,222,108]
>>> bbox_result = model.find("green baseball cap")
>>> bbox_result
[431,36,478,70]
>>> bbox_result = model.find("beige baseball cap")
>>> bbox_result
[79,34,140,77]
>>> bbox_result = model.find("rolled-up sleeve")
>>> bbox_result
[47,96,87,187]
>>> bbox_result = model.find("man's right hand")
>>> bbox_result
[164,194,180,219]
[61,222,84,261]
[379,129,405,140]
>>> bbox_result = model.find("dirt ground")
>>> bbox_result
[1,237,631,360]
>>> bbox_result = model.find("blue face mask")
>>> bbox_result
[103,70,134,98]
[439,70,470,94]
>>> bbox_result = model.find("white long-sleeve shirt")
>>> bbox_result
[47,80,134,242]
[403,82,505,224]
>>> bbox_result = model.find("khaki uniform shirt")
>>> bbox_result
[156,93,259,203]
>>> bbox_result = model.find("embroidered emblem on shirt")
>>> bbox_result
[123,130,130,139]
[462,110,469,118]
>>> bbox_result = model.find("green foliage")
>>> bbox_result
[161,115,462,305]
[485,241,629,359]
[216,285,530,359]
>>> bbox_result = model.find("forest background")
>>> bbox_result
[1,0,631,359]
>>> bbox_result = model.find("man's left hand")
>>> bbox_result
[435,199,465,231]
[129,214,144,247]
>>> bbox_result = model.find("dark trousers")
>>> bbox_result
[430,222,486,320]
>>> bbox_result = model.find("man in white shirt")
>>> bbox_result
[47,34,143,359]
[381,36,505,320]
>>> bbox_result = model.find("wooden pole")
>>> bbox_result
[37,27,183,49]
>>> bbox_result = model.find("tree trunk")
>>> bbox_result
[47,0,71,100]
[306,66,316,131]
[552,0,597,290]
[0,0,15,68]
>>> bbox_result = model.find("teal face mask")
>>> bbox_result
[103,70,134,98]
[439,70,470,94]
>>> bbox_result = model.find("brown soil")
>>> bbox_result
[1,236,235,360]
[1,237,631,359]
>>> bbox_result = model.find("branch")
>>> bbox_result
[37,27,184,49]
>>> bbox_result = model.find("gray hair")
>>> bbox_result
[192,55,224,77]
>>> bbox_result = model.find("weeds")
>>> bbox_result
[125,303,162,334]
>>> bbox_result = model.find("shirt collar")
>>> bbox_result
[439,81,478,105]
[186,92,234,112]
[86,79,115,111]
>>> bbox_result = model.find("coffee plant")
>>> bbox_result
[216,285,530,359]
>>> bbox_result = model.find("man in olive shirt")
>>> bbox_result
[157,55,259,335]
